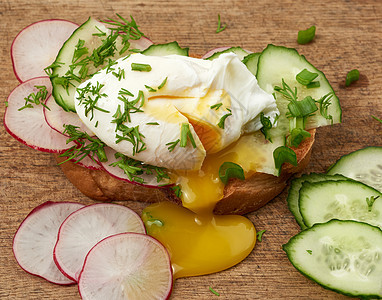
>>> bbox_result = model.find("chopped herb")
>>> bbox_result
[219,162,245,185]
[287,128,311,148]
[92,26,107,37]
[297,25,316,44]
[115,124,146,155]
[345,69,360,86]
[142,211,164,228]
[366,196,379,212]
[76,81,110,121]
[110,152,169,183]
[180,123,197,148]
[307,81,320,89]
[296,69,318,86]
[217,108,232,129]
[306,250,313,255]
[316,92,333,123]
[171,185,182,198]
[260,112,273,142]
[131,63,152,72]
[145,85,157,92]
[72,39,89,63]
[157,77,168,90]
[273,146,297,176]
[112,67,125,81]
[256,229,266,242]
[95,121,99,127]
[274,80,318,118]
[146,122,159,125]
[119,88,134,97]
[372,116,382,123]
[166,139,180,152]
[18,85,50,111]
[216,14,227,33]
[210,103,223,110]
[44,61,63,77]
[59,124,107,164]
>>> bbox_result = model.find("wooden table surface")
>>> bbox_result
[1,0,381,299]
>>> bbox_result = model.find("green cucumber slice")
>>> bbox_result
[204,46,249,61]
[50,17,127,112]
[141,41,189,56]
[256,44,342,141]
[287,173,348,229]
[242,52,261,76]
[283,219,382,299]
[299,180,382,228]
[327,146,382,192]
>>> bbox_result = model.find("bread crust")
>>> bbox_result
[55,129,315,215]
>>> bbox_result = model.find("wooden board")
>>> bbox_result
[1,0,381,299]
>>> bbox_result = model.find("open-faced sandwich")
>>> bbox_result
[5,15,342,299]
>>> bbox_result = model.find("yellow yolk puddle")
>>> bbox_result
[142,202,256,279]
[141,136,270,279]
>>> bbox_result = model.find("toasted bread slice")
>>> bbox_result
[56,129,315,215]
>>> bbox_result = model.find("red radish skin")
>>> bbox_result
[78,233,173,300]
[4,77,76,153]
[99,146,173,188]
[54,203,146,282]
[129,36,154,50]
[11,19,78,82]
[12,201,84,285]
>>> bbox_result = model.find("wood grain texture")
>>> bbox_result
[1,0,381,299]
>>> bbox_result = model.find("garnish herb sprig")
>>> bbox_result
[18,85,50,111]
[76,81,110,121]
[59,124,107,164]
[216,14,227,33]
[217,108,232,129]
[110,152,169,183]
[166,123,197,152]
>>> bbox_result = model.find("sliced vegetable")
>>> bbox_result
[273,146,297,176]
[327,146,382,192]
[78,233,173,300]
[54,203,146,281]
[242,52,261,76]
[297,26,316,44]
[299,180,382,228]
[256,44,342,142]
[11,19,78,82]
[4,77,76,152]
[141,41,189,56]
[13,201,84,285]
[219,162,245,184]
[204,46,249,61]
[286,173,348,229]
[283,220,382,299]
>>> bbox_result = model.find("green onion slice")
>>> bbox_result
[219,162,245,185]
[297,26,316,44]
[287,96,318,118]
[345,69,360,86]
[287,128,311,148]
[273,146,297,176]
[131,63,152,72]
[296,69,318,86]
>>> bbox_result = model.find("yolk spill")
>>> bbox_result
[142,138,262,279]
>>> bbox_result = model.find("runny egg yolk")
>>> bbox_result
[141,123,273,279]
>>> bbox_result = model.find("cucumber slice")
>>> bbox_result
[256,44,342,140]
[299,180,382,228]
[204,46,249,61]
[283,219,382,299]
[327,146,382,192]
[287,173,348,229]
[141,41,189,56]
[242,52,261,76]
[51,18,119,111]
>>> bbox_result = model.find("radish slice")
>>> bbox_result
[129,37,153,50]
[11,19,78,82]
[4,77,76,152]
[78,233,173,300]
[44,95,94,136]
[12,201,84,285]
[69,154,103,171]
[100,146,172,188]
[54,203,146,281]
[201,47,231,59]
